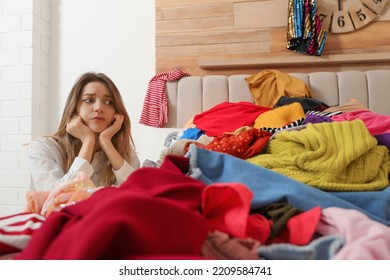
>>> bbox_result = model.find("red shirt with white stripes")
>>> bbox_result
[139,70,190,127]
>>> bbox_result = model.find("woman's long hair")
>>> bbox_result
[51,72,134,185]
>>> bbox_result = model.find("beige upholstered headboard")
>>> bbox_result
[164,70,390,128]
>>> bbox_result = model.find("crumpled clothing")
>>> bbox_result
[257,202,302,239]
[247,120,390,191]
[202,127,271,159]
[0,212,46,257]
[259,235,344,260]
[202,183,271,243]
[193,101,271,136]
[16,156,208,260]
[202,230,260,260]
[185,144,390,225]
[245,69,313,108]
[317,207,390,259]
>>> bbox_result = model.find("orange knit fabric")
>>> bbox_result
[253,102,306,129]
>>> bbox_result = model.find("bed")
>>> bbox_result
[164,70,390,128]
[154,69,390,260]
[2,69,390,260]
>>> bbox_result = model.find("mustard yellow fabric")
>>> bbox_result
[247,120,390,191]
[245,69,313,107]
[253,102,306,129]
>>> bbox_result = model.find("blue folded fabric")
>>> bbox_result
[259,235,345,260]
[180,127,204,140]
[186,144,390,225]
[328,189,390,221]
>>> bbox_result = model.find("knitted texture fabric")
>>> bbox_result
[246,120,390,191]
[140,70,190,128]
[253,102,306,129]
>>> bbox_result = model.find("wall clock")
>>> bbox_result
[317,0,388,33]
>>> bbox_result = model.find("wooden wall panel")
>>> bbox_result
[234,0,288,28]
[157,29,269,47]
[156,0,390,75]
[157,3,233,20]
[156,16,234,33]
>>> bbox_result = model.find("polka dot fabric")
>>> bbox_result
[203,128,271,159]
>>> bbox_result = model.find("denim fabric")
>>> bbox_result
[186,145,390,225]
[258,235,345,260]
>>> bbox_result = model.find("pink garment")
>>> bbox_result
[316,207,390,259]
[193,101,271,136]
[139,70,190,128]
[332,109,390,136]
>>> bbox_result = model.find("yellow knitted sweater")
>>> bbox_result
[247,120,390,191]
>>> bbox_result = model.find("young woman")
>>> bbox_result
[29,72,140,191]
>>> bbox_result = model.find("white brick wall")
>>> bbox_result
[0,0,50,216]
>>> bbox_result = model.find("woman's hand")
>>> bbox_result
[99,114,124,142]
[66,115,96,163]
[66,115,95,143]
[99,114,125,171]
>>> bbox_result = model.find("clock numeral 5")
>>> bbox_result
[349,3,376,30]
[356,9,367,21]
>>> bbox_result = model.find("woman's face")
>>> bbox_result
[76,81,117,133]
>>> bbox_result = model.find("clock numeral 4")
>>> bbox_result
[362,0,387,14]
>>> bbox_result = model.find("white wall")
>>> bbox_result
[0,0,162,216]
[49,0,162,162]
[0,0,49,215]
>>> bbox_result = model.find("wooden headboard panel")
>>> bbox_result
[164,70,390,128]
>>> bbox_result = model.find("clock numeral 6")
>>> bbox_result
[337,16,345,27]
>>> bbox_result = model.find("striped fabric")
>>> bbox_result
[260,117,306,134]
[139,70,190,128]
[0,212,46,254]
[306,110,342,118]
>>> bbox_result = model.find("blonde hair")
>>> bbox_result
[50,72,134,185]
